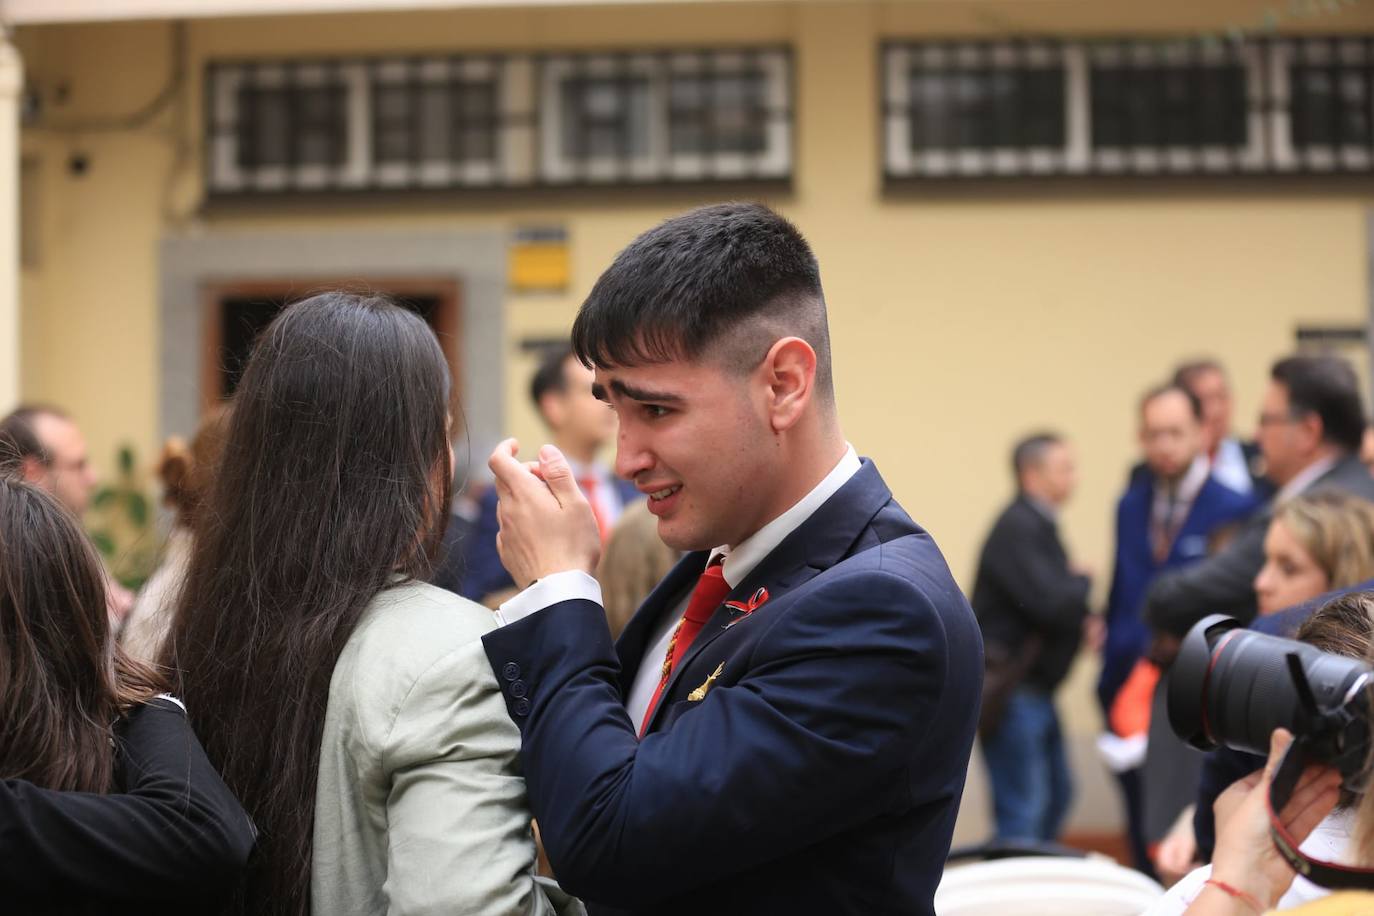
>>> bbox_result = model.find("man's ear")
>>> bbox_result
[538,391,566,431]
[18,455,46,485]
[761,337,817,434]
[1298,412,1325,453]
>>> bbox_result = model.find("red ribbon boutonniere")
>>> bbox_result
[723,587,769,627]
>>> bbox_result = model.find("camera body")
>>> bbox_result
[1167,614,1372,781]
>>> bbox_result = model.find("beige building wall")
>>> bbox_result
[16,0,1374,844]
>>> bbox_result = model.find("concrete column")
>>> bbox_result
[0,35,20,414]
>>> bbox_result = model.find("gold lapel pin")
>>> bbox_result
[687,663,726,702]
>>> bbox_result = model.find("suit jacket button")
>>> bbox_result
[513,698,531,717]
[510,680,528,698]
[502,662,520,681]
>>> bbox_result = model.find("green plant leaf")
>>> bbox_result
[127,492,149,528]
[118,446,135,476]
[90,530,115,557]
[92,488,118,508]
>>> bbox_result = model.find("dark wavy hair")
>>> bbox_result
[162,292,453,916]
[0,475,165,792]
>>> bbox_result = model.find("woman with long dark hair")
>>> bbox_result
[164,292,577,916]
[0,474,253,910]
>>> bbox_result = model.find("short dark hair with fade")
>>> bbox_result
[1271,354,1367,452]
[571,202,833,401]
[1172,358,1227,393]
[529,344,575,411]
[1140,382,1203,422]
[1012,432,1062,483]
[0,404,68,469]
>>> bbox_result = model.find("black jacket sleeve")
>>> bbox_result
[1143,514,1266,637]
[0,697,255,901]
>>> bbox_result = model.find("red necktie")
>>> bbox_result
[578,474,612,544]
[639,558,730,735]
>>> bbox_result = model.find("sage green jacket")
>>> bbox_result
[312,579,582,916]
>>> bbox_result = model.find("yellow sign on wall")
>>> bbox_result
[510,226,570,293]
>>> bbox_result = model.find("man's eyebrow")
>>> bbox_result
[608,380,685,403]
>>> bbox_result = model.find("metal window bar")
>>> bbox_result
[1328,38,1343,162]
[207,47,791,195]
[885,34,1374,182]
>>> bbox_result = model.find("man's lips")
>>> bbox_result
[641,484,682,501]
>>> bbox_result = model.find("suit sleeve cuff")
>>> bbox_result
[495,570,604,625]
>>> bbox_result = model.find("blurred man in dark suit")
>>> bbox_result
[463,345,638,604]
[972,432,1092,842]
[1145,355,1374,638]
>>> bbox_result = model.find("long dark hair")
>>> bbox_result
[0,476,165,792]
[163,292,453,916]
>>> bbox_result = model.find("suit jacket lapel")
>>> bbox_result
[614,550,707,693]
[642,460,895,734]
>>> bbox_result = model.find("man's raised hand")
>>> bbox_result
[488,439,602,589]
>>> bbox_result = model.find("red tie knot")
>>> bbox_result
[684,562,730,624]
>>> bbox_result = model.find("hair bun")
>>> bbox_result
[157,436,191,502]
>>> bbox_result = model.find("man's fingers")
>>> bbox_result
[538,444,581,507]
[488,439,524,495]
[490,439,555,501]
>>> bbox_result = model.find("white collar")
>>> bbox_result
[567,457,604,481]
[1276,454,1341,505]
[1157,454,1211,504]
[709,444,862,589]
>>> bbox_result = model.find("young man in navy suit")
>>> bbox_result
[482,202,983,915]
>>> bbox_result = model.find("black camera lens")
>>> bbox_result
[1168,614,1373,764]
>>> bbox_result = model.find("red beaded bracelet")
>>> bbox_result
[1204,878,1263,914]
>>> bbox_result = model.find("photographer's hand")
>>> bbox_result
[1188,729,1341,913]
[488,439,602,589]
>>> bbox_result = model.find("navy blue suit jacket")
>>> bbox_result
[1099,475,1256,710]
[481,460,983,915]
[463,474,641,602]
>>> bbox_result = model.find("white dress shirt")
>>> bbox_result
[1275,454,1339,505]
[1210,437,1255,495]
[497,445,863,728]
[1148,454,1210,550]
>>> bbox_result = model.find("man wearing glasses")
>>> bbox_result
[1144,355,1374,639]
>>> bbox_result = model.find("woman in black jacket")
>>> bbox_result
[0,474,253,909]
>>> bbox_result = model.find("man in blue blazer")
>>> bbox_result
[482,203,983,915]
[462,343,640,603]
[1100,383,1257,713]
[1099,382,1256,873]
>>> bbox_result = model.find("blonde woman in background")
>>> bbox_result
[121,406,230,664]
[1155,491,1374,886]
[1254,491,1374,617]
[596,500,680,639]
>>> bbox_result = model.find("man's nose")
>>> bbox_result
[614,426,653,482]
